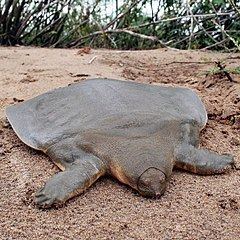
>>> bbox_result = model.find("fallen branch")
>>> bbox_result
[104,0,142,30]
[186,2,227,50]
[164,61,213,65]
[228,0,240,17]
[186,1,194,49]
[28,17,63,45]
[88,56,97,64]
[215,61,235,82]
[50,19,89,47]
[212,19,240,51]
[201,39,229,50]
[92,18,117,48]
[127,12,235,30]
[172,16,232,48]
[70,28,168,48]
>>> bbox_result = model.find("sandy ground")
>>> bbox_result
[0,47,239,240]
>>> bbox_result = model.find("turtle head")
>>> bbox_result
[137,167,167,197]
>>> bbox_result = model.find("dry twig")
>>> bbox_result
[70,28,168,48]
[212,19,240,51]
[127,12,235,30]
[215,61,235,82]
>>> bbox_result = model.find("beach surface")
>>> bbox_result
[0,47,239,240]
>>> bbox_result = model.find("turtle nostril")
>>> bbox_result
[155,192,161,198]
[155,191,164,198]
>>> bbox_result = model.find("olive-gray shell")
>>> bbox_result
[6,79,207,151]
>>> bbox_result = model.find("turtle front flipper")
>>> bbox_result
[174,144,234,175]
[36,152,106,208]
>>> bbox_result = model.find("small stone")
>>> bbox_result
[1,118,10,128]
[0,148,6,156]
[221,130,228,135]
[231,137,240,146]
[13,97,24,102]
[234,115,240,129]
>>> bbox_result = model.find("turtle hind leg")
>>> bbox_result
[174,121,234,175]
[35,153,106,208]
[174,144,234,175]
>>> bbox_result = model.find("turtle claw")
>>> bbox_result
[36,194,55,209]
[35,188,45,197]
[36,195,50,203]
[35,185,65,208]
[35,180,65,208]
[34,171,77,208]
[35,189,56,208]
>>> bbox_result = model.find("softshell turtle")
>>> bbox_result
[6,79,234,208]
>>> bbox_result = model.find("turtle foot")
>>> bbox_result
[214,154,234,173]
[175,144,235,175]
[35,191,57,208]
[35,160,105,208]
[35,187,63,209]
[35,172,70,208]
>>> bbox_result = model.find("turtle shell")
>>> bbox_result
[6,79,207,151]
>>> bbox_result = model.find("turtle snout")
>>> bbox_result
[137,167,167,198]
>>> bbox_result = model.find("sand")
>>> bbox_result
[0,46,239,240]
